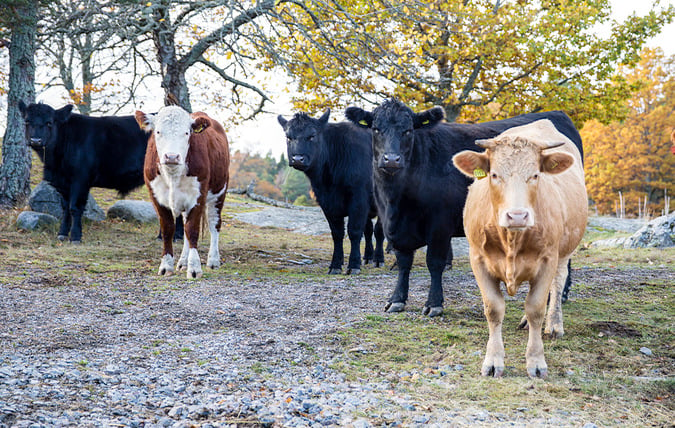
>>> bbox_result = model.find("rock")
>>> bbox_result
[16,211,59,231]
[107,200,158,223]
[639,347,653,356]
[28,181,105,222]
[623,213,675,248]
[590,213,675,249]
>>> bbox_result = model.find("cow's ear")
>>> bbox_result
[192,117,210,134]
[135,111,155,131]
[541,151,574,175]
[345,107,373,128]
[277,115,288,129]
[18,100,28,117]
[452,150,489,179]
[55,104,74,123]
[318,109,330,125]
[413,106,444,129]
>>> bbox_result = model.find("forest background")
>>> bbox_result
[0,0,674,217]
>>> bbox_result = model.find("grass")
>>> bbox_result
[3,155,673,425]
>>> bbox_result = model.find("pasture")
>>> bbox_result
[0,172,673,425]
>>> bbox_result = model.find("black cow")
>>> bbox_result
[277,109,384,274]
[346,99,583,316]
[19,101,183,243]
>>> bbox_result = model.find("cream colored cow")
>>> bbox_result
[452,119,587,378]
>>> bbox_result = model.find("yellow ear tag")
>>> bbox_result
[422,119,429,125]
[193,124,204,134]
[473,168,487,179]
[358,119,368,126]
[548,160,559,170]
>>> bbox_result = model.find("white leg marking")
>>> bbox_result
[177,233,189,271]
[158,254,174,276]
[187,247,202,279]
[206,196,221,269]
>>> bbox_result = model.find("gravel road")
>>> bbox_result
[0,205,650,427]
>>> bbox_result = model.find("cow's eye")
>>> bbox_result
[403,129,412,136]
[308,135,315,142]
[530,173,539,181]
[373,128,380,134]
[185,131,189,136]
[46,122,52,128]
[491,172,498,180]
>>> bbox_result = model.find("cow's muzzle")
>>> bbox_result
[163,153,181,165]
[378,153,403,173]
[289,154,309,170]
[504,209,531,229]
[28,137,44,147]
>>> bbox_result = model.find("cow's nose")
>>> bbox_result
[30,137,42,145]
[381,153,402,169]
[290,155,306,166]
[164,153,181,165]
[506,210,529,228]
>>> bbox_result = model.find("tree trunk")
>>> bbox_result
[0,2,37,208]
[151,4,192,112]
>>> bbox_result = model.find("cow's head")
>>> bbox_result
[452,136,575,230]
[346,99,444,175]
[18,101,73,149]
[136,106,209,169]
[277,109,330,172]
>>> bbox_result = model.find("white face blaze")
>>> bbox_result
[146,106,194,169]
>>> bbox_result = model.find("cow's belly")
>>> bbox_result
[149,174,201,216]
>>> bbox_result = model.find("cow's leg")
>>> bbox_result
[524,263,557,379]
[57,192,71,241]
[183,208,203,279]
[561,259,572,303]
[155,205,175,276]
[424,241,448,317]
[445,241,454,268]
[346,209,367,275]
[544,257,570,339]
[206,191,225,269]
[68,184,89,243]
[326,215,345,274]
[373,218,385,267]
[471,257,505,377]
[363,218,374,265]
[385,249,413,313]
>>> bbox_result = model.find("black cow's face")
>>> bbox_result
[277,109,330,172]
[346,99,445,176]
[19,101,73,149]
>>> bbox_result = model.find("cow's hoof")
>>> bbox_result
[385,302,405,313]
[527,366,548,379]
[328,268,342,275]
[158,268,173,276]
[544,326,564,339]
[518,315,529,330]
[57,235,67,241]
[346,268,360,275]
[207,261,220,270]
[423,306,443,317]
[188,270,202,279]
[481,364,504,378]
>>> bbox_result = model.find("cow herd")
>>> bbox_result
[18,98,588,378]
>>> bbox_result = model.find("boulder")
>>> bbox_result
[107,200,158,223]
[16,211,59,231]
[623,212,675,248]
[28,181,105,222]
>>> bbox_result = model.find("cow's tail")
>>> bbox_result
[562,259,572,303]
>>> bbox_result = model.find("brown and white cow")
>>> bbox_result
[452,119,587,378]
[135,106,230,279]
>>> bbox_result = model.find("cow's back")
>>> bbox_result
[185,112,230,194]
[61,114,150,194]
